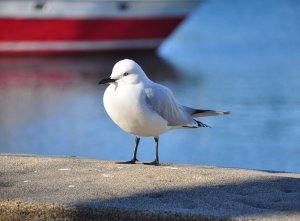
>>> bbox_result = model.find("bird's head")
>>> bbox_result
[99,59,149,86]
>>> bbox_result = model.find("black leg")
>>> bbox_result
[144,136,159,166]
[154,136,159,163]
[132,136,140,161]
[117,136,140,164]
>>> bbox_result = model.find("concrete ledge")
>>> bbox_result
[1,154,300,220]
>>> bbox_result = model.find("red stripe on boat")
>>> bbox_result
[0,17,184,41]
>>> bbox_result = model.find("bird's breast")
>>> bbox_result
[103,84,169,136]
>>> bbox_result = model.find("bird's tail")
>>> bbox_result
[182,119,211,128]
[195,120,211,128]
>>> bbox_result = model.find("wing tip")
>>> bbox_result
[192,109,231,116]
[218,111,231,115]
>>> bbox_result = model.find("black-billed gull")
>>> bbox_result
[99,59,230,165]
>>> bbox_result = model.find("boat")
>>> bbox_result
[0,0,201,53]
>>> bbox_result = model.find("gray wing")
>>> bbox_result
[144,84,193,127]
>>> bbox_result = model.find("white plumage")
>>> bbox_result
[99,59,229,165]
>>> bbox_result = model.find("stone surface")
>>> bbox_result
[1,154,300,220]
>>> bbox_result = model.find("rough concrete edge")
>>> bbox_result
[2,153,300,178]
[0,200,229,221]
[2,153,300,177]
[0,153,219,169]
[0,153,85,160]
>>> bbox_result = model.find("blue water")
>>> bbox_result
[1,0,300,172]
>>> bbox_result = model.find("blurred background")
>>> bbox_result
[0,0,300,173]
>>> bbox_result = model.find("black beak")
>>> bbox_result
[98,78,116,85]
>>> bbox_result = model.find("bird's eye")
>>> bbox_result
[123,72,129,76]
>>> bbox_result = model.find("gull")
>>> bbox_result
[99,59,230,165]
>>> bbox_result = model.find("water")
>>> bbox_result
[1,0,300,173]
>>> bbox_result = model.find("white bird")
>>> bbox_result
[99,59,230,165]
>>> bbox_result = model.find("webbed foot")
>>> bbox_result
[117,159,138,164]
[143,160,159,166]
